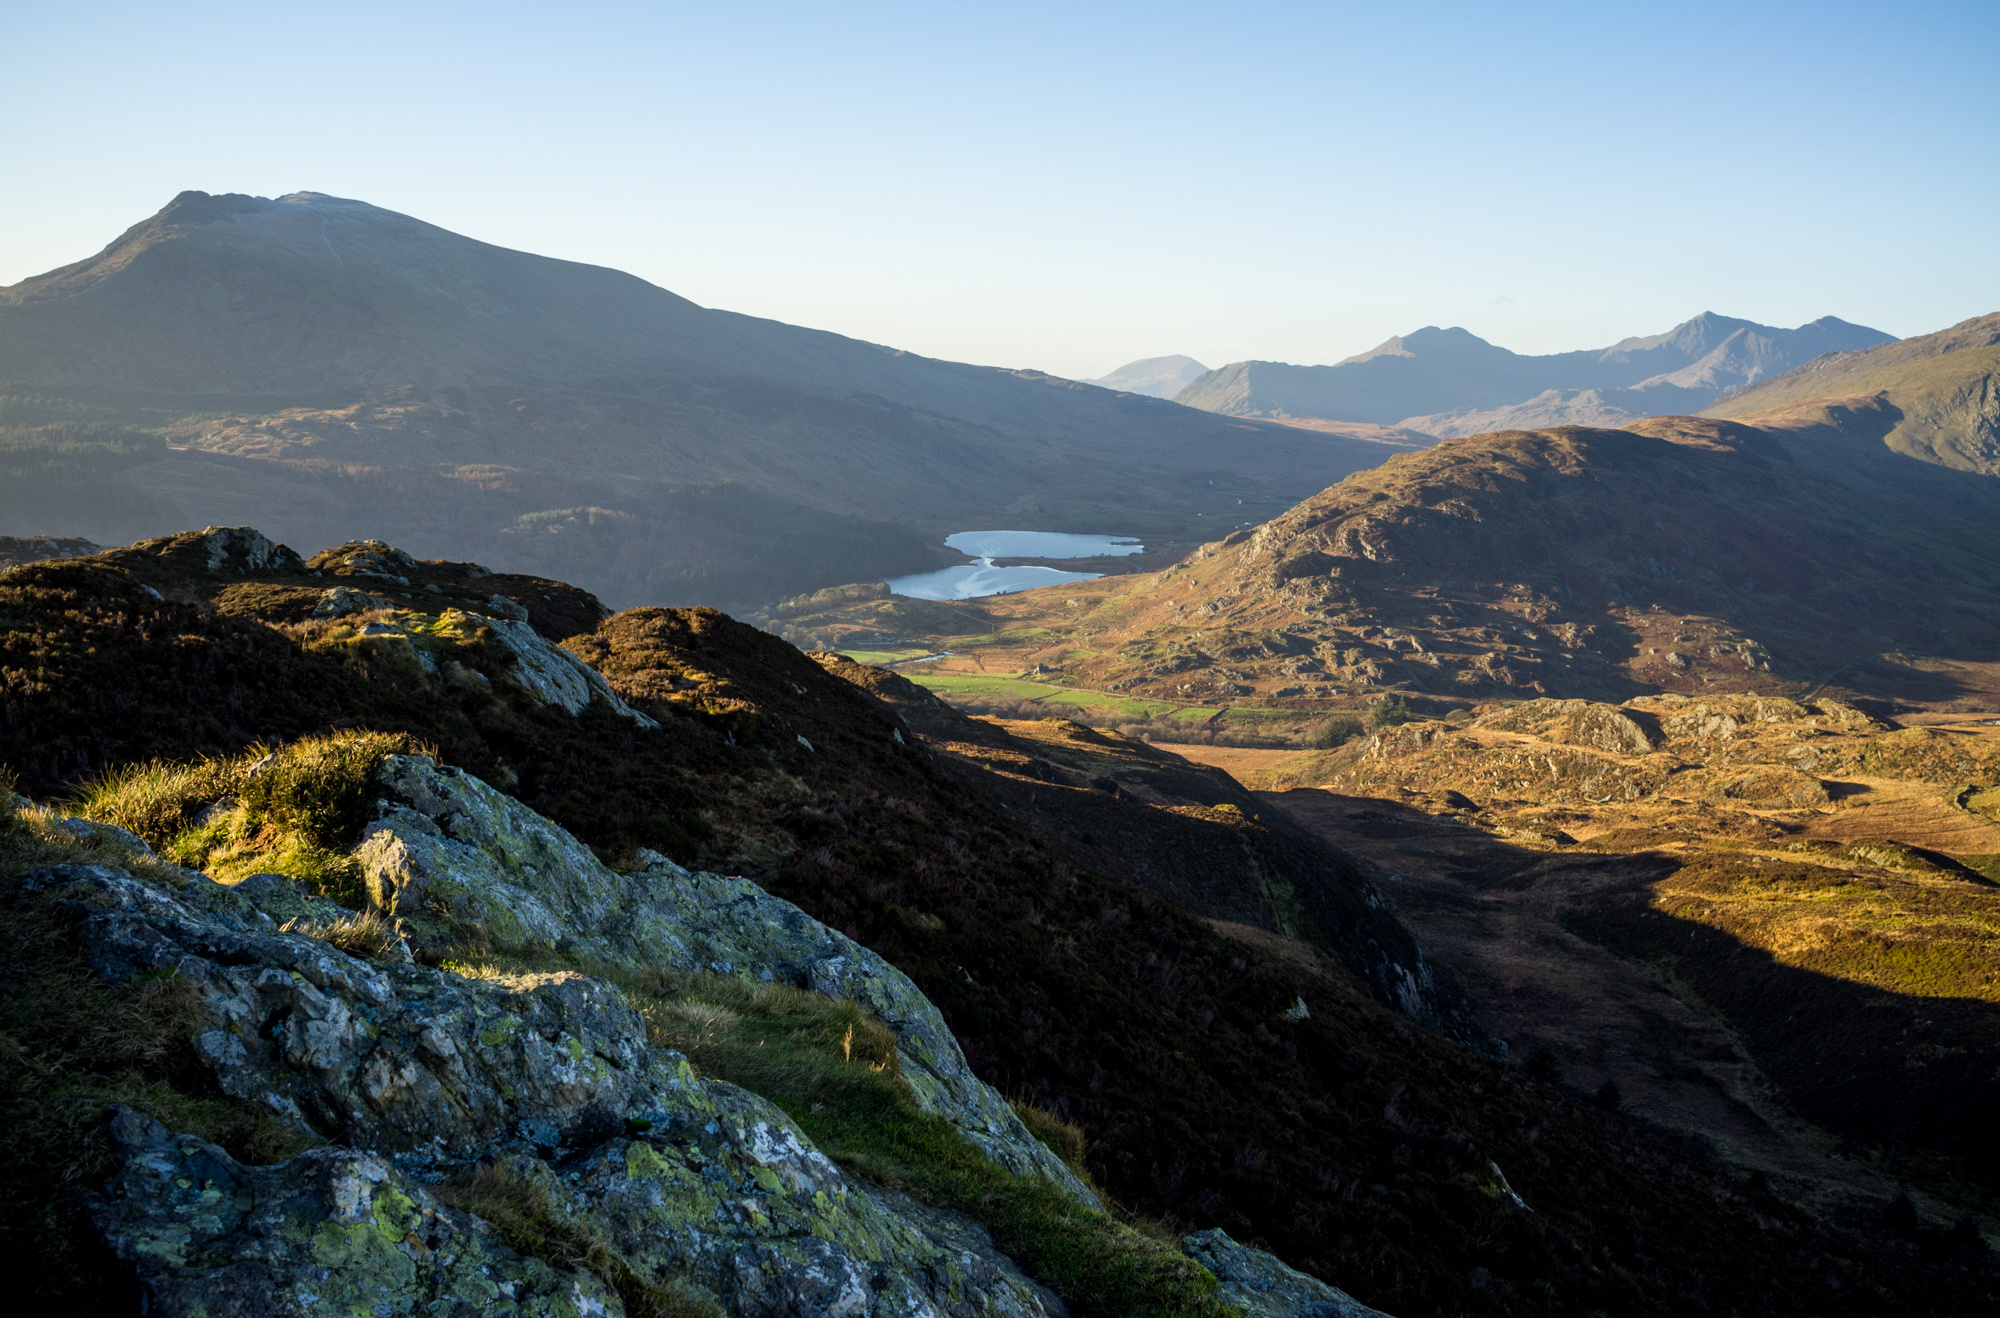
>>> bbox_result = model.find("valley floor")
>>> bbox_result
[1170,719,2000,1237]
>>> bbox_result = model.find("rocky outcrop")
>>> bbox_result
[193,525,304,575]
[314,584,393,618]
[483,616,659,727]
[355,755,1097,1206]
[0,534,103,572]
[11,758,1391,1318]
[92,1107,622,1318]
[1357,721,1667,808]
[1182,1229,1389,1317]
[1476,698,1657,756]
[33,861,1063,1317]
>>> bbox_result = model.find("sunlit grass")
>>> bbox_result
[443,951,1228,1318]
[1652,855,2000,1002]
[64,731,417,903]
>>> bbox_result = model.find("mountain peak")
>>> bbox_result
[1339,325,1496,365]
[1089,354,1210,398]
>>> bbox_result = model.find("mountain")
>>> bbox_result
[1174,313,1895,430]
[1088,354,1210,398]
[0,192,1406,609]
[1704,311,2000,475]
[779,405,2000,715]
[10,527,1981,1314]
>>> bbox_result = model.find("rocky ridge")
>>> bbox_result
[10,752,1373,1316]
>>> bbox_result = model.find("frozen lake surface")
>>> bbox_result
[888,531,1143,601]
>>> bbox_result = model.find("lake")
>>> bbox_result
[887,530,1143,600]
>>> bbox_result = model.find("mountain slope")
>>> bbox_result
[1089,354,1210,398]
[1704,312,2000,475]
[7,528,1983,1313]
[802,413,2000,711]
[0,192,1404,608]
[1174,314,1893,427]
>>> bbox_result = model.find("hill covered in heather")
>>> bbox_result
[796,405,2000,715]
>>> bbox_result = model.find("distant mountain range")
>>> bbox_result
[1173,313,1895,435]
[1088,354,1210,398]
[0,192,1416,608]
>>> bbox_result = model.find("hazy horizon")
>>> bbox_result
[6,1,1996,380]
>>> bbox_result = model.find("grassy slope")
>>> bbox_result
[1,536,1992,1313]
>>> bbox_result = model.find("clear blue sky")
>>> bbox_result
[6,1,1996,378]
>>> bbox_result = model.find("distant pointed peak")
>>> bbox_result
[1340,325,1499,365]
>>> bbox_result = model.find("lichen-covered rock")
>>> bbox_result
[191,525,305,575]
[484,616,660,727]
[1181,1229,1388,1318]
[311,539,420,582]
[34,863,1062,1318]
[91,1106,622,1318]
[355,756,1099,1207]
[315,585,393,618]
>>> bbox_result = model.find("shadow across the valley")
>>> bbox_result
[1268,786,2000,1205]
[1566,885,2000,1195]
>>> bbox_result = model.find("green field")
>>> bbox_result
[905,672,1310,729]
[906,673,1178,720]
[838,648,937,665]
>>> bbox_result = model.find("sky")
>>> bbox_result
[5,1,1997,379]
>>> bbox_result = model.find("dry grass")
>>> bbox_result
[1652,855,2000,1003]
[279,910,410,962]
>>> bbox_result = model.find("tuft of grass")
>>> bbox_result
[438,1161,723,1318]
[1009,1098,1092,1182]
[239,731,413,853]
[66,753,246,845]
[280,910,410,962]
[69,732,417,904]
[0,802,319,1309]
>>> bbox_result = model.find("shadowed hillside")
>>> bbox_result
[0,192,1411,608]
